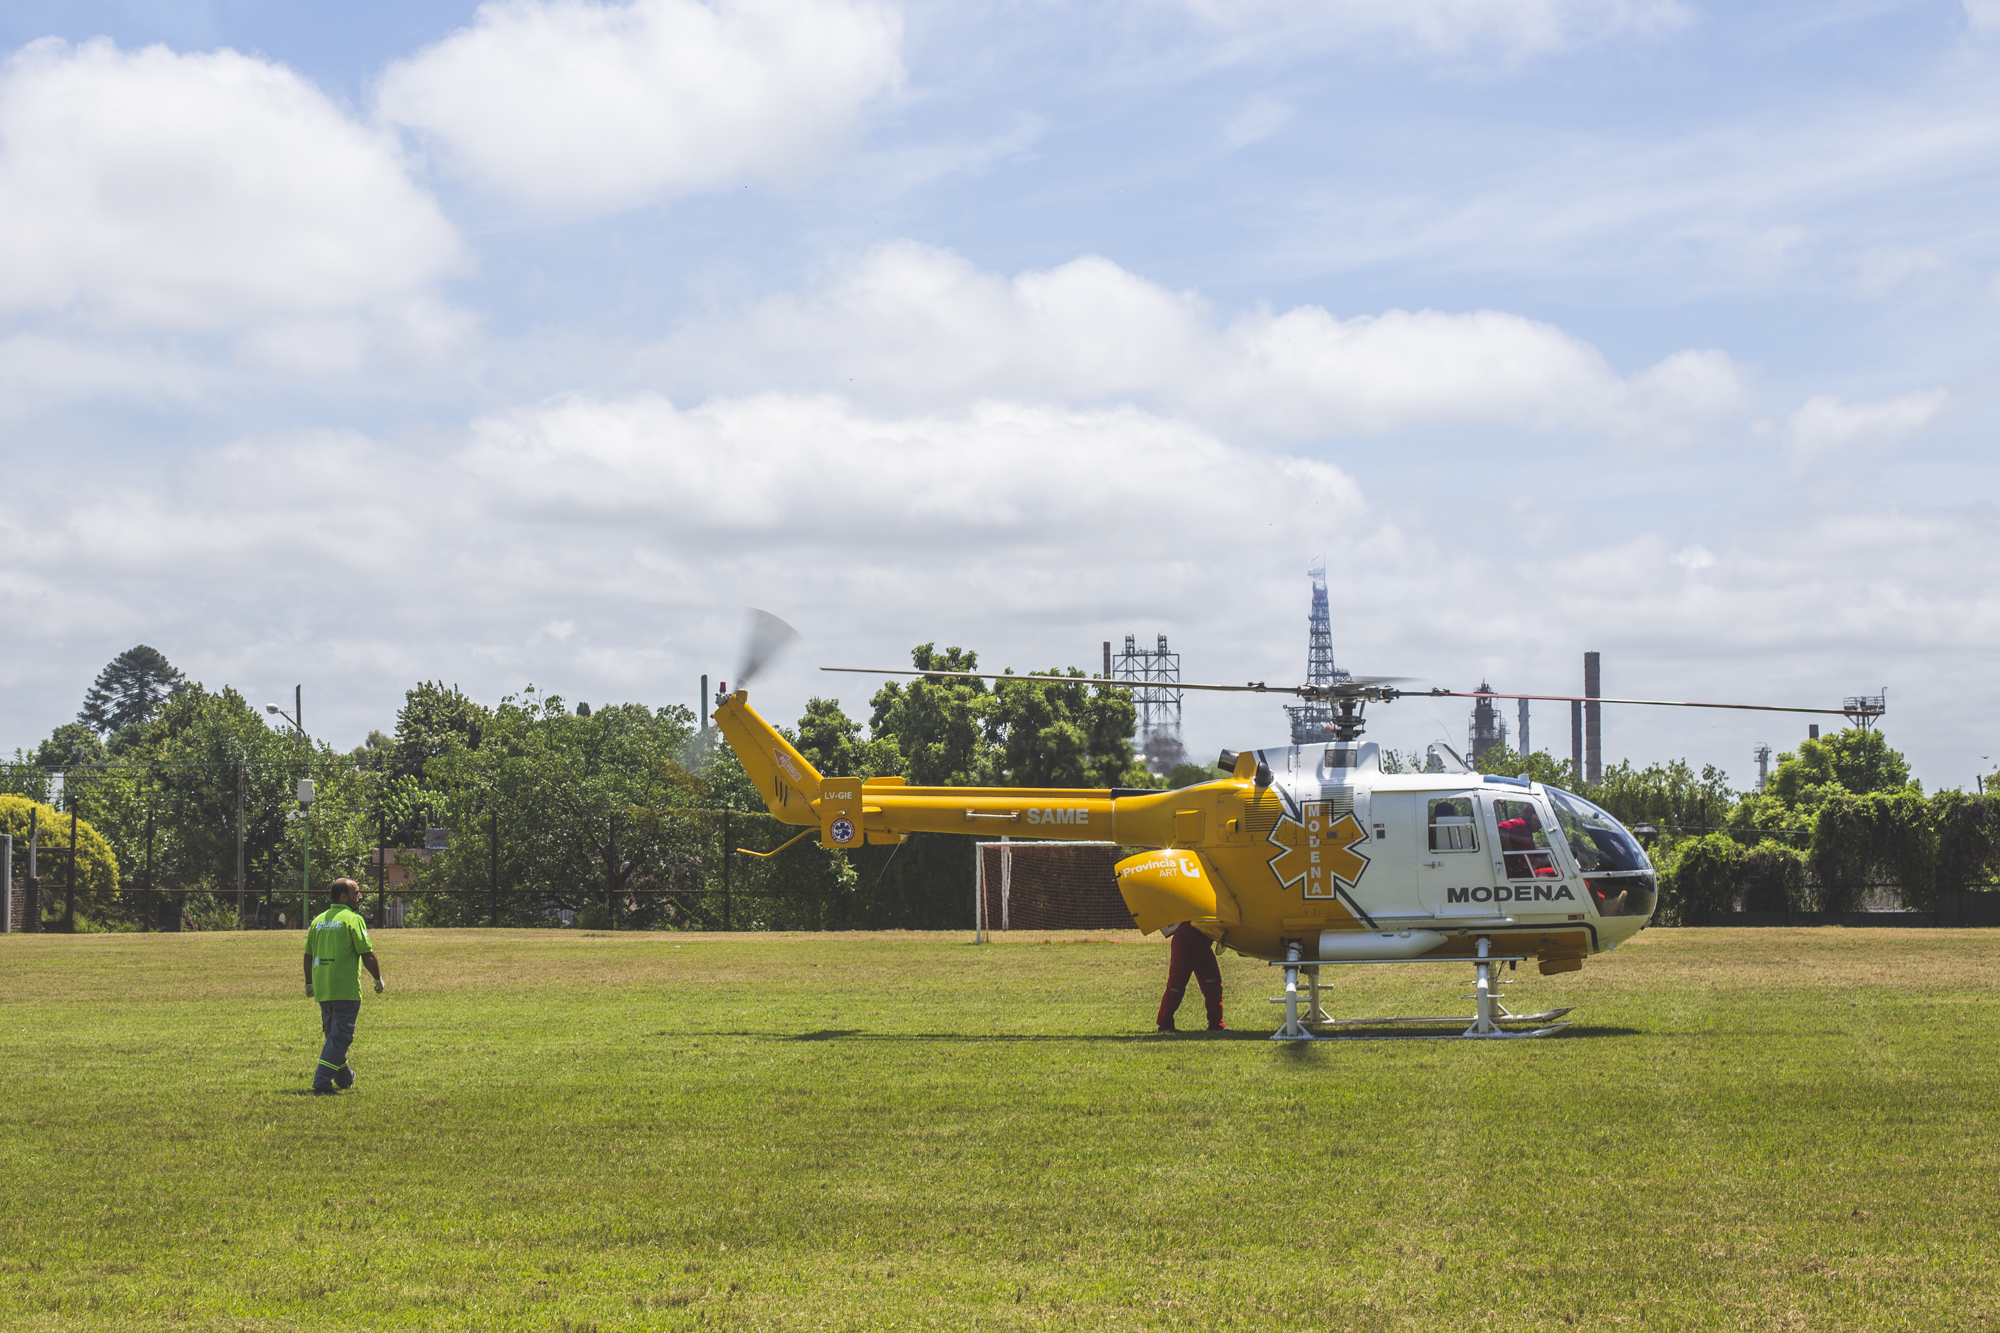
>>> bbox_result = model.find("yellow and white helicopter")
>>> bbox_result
[711,628,1861,1040]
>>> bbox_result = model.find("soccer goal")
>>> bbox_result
[974,840,1135,938]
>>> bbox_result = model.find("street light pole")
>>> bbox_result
[266,687,313,929]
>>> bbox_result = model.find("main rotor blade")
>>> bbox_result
[1429,689,1859,717]
[821,667,1308,696]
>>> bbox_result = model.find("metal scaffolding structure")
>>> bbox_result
[1112,633,1184,774]
[1842,690,1887,730]
[1284,559,1352,744]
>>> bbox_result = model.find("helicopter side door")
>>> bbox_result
[1409,790,1490,915]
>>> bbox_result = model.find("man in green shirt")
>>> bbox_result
[303,878,384,1095]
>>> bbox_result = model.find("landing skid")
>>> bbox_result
[1266,941,1574,1041]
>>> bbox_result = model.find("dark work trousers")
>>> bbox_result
[1156,926,1224,1028]
[315,1000,361,1091]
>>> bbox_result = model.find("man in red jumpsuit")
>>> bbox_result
[1156,922,1225,1033]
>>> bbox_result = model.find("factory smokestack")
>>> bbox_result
[1584,651,1602,785]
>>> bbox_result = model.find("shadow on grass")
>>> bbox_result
[702,1026,1642,1044]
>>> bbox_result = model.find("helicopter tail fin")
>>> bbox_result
[712,690,821,823]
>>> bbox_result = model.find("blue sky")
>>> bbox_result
[1,0,1995,788]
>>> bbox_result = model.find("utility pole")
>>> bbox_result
[377,814,387,927]
[234,759,245,927]
[722,809,732,932]
[145,801,157,932]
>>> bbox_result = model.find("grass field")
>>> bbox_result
[2,926,1995,1331]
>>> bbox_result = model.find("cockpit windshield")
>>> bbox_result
[1545,788,1651,873]
[1546,787,1657,919]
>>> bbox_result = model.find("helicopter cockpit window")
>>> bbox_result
[1493,799,1559,880]
[1546,787,1658,918]
[1428,798,1478,853]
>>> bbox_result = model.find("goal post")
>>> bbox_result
[974,840,1135,939]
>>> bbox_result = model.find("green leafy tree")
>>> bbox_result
[988,669,1147,788]
[412,691,705,928]
[1733,730,1932,911]
[78,645,185,735]
[36,724,107,773]
[1736,730,1919,834]
[1168,761,1220,788]
[1590,758,1736,838]
[1471,744,1579,788]
[0,796,119,926]
[351,730,395,773]
[1932,791,2000,894]
[392,682,489,780]
[868,645,996,787]
[694,733,766,812]
[132,684,371,928]
[793,697,901,778]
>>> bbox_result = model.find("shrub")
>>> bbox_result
[1658,833,1742,925]
[1739,841,1806,912]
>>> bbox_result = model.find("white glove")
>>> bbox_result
[374,979,385,993]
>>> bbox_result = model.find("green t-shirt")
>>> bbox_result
[306,905,373,1002]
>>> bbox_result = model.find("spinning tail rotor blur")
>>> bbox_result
[735,608,801,693]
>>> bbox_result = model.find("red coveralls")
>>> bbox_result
[1156,923,1225,1029]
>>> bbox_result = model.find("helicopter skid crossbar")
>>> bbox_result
[1265,942,1572,1041]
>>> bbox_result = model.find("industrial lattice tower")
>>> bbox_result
[1112,634,1184,774]
[1284,559,1352,744]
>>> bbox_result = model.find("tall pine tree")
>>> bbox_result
[78,645,186,735]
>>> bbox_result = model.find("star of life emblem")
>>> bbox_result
[829,817,856,845]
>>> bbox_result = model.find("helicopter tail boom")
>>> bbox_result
[712,689,823,824]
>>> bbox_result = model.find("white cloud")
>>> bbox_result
[656,242,1746,443]
[1856,246,1947,297]
[1783,389,1947,473]
[376,0,905,216]
[1968,0,2000,33]
[0,38,462,329]
[0,335,216,414]
[9,389,1999,789]
[0,392,1373,746]
[1179,0,1690,59]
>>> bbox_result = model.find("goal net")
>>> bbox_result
[975,841,1135,934]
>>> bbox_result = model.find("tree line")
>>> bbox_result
[2,643,1151,932]
[1468,729,2000,922]
[9,645,1988,931]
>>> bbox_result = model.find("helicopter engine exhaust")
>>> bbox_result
[1317,929,1444,961]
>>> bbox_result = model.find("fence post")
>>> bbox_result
[489,809,499,929]
[26,805,39,933]
[2,833,11,932]
[65,797,79,932]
